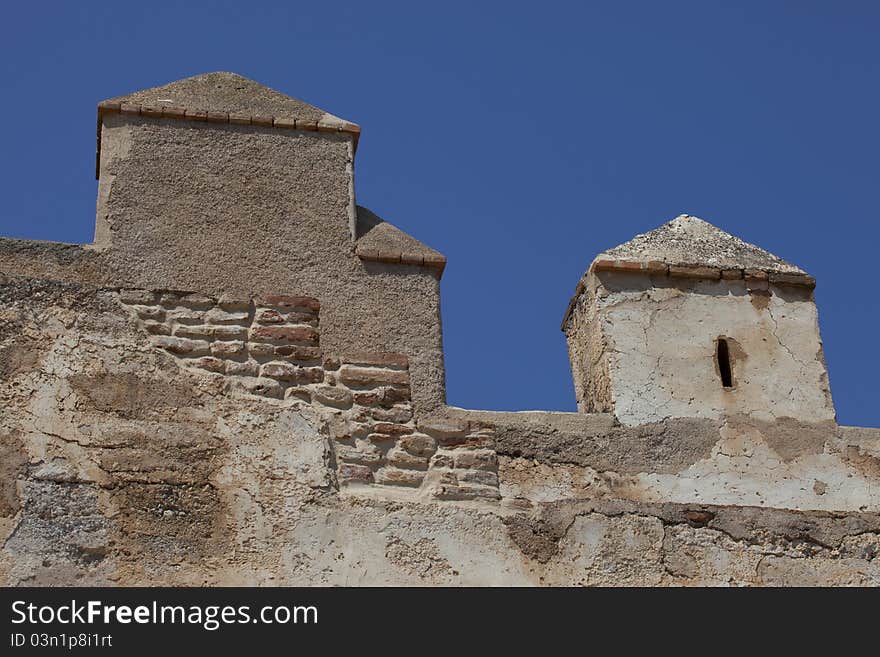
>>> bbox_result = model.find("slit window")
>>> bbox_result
[716,338,733,388]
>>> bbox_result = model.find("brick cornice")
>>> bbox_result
[561,259,816,331]
[354,244,447,276]
[590,259,815,287]
[95,101,361,179]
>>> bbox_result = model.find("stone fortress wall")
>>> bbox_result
[1,72,879,586]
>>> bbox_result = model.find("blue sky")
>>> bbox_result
[1,2,877,425]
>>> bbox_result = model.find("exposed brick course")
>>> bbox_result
[120,287,501,501]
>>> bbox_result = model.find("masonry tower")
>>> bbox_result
[562,215,835,426]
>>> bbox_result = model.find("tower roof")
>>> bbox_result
[101,71,351,125]
[562,214,814,330]
[596,215,805,275]
[96,72,360,177]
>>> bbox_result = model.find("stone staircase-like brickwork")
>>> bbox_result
[119,289,501,502]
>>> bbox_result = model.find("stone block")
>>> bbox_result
[398,433,436,457]
[261,362,322,383]
[338,366,409,387]
[153,335,211,356]
[255,309,284,324]
[239,377,283,399]
[429,453,455,469]
[135,306,165,321]
[433,484,501,501]
[189,356,225,374]
[454,449,498,472]
[225,361,259,377]
[211,341,246,358]
[386,447,429,470]
[457,469,499,487]
[371,422,413,436]
[338,463,373,484]
[374,467,425,488]
[205,309,249,325]
[343,352,409,369]
[312,385,353,409]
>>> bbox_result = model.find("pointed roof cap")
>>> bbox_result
[562,215,814,330]
[354,206,446,276]
[596,214,805,274]
[102,71,350,124]
[96,72,360,177]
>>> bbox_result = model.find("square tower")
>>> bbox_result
[562,215,835,426]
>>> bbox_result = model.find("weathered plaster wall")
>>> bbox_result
[1,116,447,414]
[2,275,879,586]
[564,276,613,413]
[567,271,834,426]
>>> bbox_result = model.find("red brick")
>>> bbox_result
[261,362,322,383]
[377,386,411,406]
[370,422,412,437]
[250,325,319,345]
[144,321,171,336]
[769,272,816,288]
[255,309,285,324]
[317,119,343,133]
[684,510,715,526]
[429,453,455,469]
[400,252,424,266]
[312,385,353,408]
[374,467,424,487]
[273,345,322,362]
[366,432,396,443]
[153,336,210,356]
[421,253,446,269]
[211,341,246,358]
[644,261,668,275]
[386,448,429,470]
[669,265,721,279]
[212,326,248,340]
[374,250,401,264]
[225,361,259,377]
[399,434,436,457]
[369,406,414,423]
[338,366,409,387]
[190,356,225,373]
[161,106,187,119]
[353,392,378,406]
[323,354,341,371]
